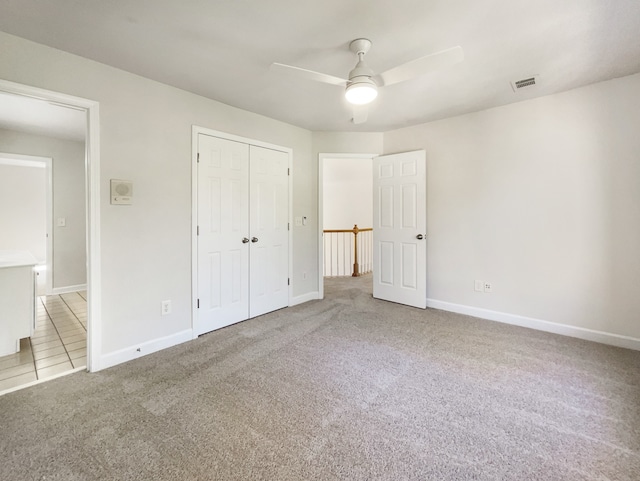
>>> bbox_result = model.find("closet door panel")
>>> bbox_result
[196,134,250,335]
[249,145,289,318]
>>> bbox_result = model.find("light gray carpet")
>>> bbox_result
[1,275,639,480]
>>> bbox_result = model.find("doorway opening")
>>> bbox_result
[318,153,377,299]
[0,79,100,395]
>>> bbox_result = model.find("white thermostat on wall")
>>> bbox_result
[111,179,133,205]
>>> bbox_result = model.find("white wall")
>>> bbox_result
[0,31,315,364]
[0,162,46,262]
[323,158,372,230]
[384,73,640,341]
[313,132,383,156]
[0,129,86,289]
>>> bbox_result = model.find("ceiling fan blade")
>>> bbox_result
[351,105,369,124]
[375,46,464,87]
[270,62,347,87]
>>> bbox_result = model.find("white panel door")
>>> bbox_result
[196,134,250,335]
[373,150,426,308]
[249,145,289,318]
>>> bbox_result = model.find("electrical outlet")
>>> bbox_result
[484,282,492,293]
[474,280,483,292]
[161,300,172,315]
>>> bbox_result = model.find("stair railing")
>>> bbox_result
[323,224,373,277]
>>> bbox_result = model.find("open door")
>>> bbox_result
[373,150,426,308]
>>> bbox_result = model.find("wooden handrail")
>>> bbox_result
[323,225,372,277]
[323,227,373,233]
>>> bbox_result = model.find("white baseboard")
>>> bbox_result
[97,329,193,371]
[426,299,640,351]
[290,291,320,306]
[52,283,87,295]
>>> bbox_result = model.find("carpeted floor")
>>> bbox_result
[1,275,639,480]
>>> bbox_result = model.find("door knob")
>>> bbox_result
[251,237,259,243]
[416,234,424,240]
[242,237,249,244]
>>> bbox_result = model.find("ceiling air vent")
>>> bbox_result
[510,75,539,92]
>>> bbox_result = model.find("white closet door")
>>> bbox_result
[373,150,427,308]
[196,134,250,335]
[249,145,289,318]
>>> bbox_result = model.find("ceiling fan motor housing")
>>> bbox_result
[345,39,378,104]
[348,59,375,82]
[348,39,376,87]
[348,38,375,82]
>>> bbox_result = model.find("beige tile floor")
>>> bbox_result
[0,291,87,392]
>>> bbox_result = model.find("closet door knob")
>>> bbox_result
[251,237,259,243]
[416,234,424,240]
[242,237,249,244]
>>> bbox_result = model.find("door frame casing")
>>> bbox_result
[0,153,53,294]
[191,126,293,338]
[0,78,101,372]
[317,152,378,300]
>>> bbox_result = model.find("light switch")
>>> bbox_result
[57,217,66,227]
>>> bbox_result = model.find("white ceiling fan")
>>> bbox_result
[271,39,464,124]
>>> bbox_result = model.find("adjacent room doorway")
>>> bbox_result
[318,153,377,300]
[0,79,100,391]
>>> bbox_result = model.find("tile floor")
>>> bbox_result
[0,291,87,392]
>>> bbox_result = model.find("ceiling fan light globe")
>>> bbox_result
[345,78,378,105]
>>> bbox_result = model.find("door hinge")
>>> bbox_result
[197,152,200,163]
[288,278,290,286]
[197,299,200,308]
[288,222,290,231]
[287,168,290,175]
[197,225,199,235]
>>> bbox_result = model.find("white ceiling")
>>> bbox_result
[1,0,640,132]
[0,92,86,142]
